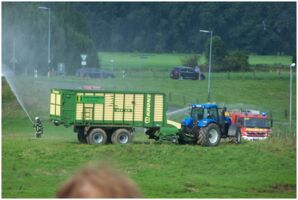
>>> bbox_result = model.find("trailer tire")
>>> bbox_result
[200,123,221,147]
[111,129,132,144]
[87,128,107,145]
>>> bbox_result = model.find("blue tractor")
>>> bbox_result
[177,103,241,146]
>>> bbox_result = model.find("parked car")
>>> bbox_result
[76,67,115,78]
[170,66,205,80]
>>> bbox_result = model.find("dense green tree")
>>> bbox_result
[181,54,200,68]
[2,2,296,73]
[223,51,249,71]
[204,35,228,71]
[76,2,296,55]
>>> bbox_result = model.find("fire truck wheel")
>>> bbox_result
[200,123,221,147]
[87,128,107,145]
[111,129,132,144]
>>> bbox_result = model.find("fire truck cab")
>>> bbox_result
[231,110,272,141]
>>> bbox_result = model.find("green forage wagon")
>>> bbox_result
[50,88,167,144]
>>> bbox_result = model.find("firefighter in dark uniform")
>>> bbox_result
[34,117,43,138]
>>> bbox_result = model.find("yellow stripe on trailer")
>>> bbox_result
[167,119,181,129]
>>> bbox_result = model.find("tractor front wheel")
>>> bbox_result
[199,123,221,146]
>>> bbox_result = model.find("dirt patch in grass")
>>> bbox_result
[183,182,199,193]
[250,184,296,193]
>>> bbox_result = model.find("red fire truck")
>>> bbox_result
[230,110,272,141]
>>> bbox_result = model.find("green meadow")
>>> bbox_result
[98,52,292,70]
[2,52,296,198]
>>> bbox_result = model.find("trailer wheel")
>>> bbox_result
[87,128,107,145]
[111,129,132,144]
[200,123,221,147]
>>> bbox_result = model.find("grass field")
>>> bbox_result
[2,50,296,198]
[98,52,292,70]
[249,55,293,66]
[2,126,296,198]
[2,53,296,198]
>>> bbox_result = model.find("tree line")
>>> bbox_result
[2,2,296,75]
[77,2,296,55]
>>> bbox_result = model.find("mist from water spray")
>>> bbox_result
[2,64,89,122]
[2,67,34,124]
[167,106,190,117]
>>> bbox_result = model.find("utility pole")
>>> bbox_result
[200,29,213,102]
[289,63,296,132]
[38,6,51,77]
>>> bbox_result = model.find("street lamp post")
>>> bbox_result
[289,63,295,132]
[200,29,213,102]
[38,6,51,77]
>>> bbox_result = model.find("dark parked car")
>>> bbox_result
[170,66,205,80]
[76,67,115,78]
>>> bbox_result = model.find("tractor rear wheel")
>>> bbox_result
[111,129,132,144]
[200,123,221,146]
[87,128,107,145]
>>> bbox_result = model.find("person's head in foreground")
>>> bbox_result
[56,164,142,198]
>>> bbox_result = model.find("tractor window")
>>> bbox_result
[207,107,219,120]
[191,107,219,121]
[191,108,204,121]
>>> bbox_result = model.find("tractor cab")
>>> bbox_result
[187,104,230,128]
[190,104,219,125]
[181,104,219,130]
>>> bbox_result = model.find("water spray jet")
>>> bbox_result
[2,66,34,125]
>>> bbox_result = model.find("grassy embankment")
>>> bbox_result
[2,52,296,198]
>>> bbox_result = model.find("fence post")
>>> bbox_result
[183,96,186,105]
